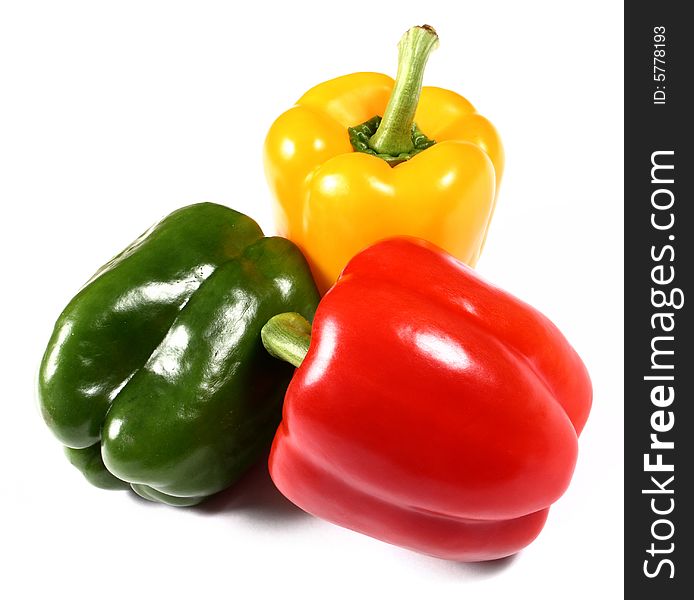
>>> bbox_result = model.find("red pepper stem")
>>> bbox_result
[368,25,439,156]
[261,312,312,368]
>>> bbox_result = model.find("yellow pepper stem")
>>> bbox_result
[368,25,439,156]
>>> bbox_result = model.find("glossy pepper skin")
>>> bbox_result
[39,203,319,506]
[267,238,592,561]
[264,37,503,294]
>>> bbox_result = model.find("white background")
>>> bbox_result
[0,1,624,598]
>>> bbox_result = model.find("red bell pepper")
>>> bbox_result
[261,237,592,562]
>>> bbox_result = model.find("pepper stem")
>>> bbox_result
[261,312,312,368]
[368,25,439,156]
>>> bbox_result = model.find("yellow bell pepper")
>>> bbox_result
[264,25,504,293]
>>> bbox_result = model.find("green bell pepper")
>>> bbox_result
[39,202,319,506]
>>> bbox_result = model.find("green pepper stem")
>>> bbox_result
[368,25,439,156]
[261,312,312,368]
